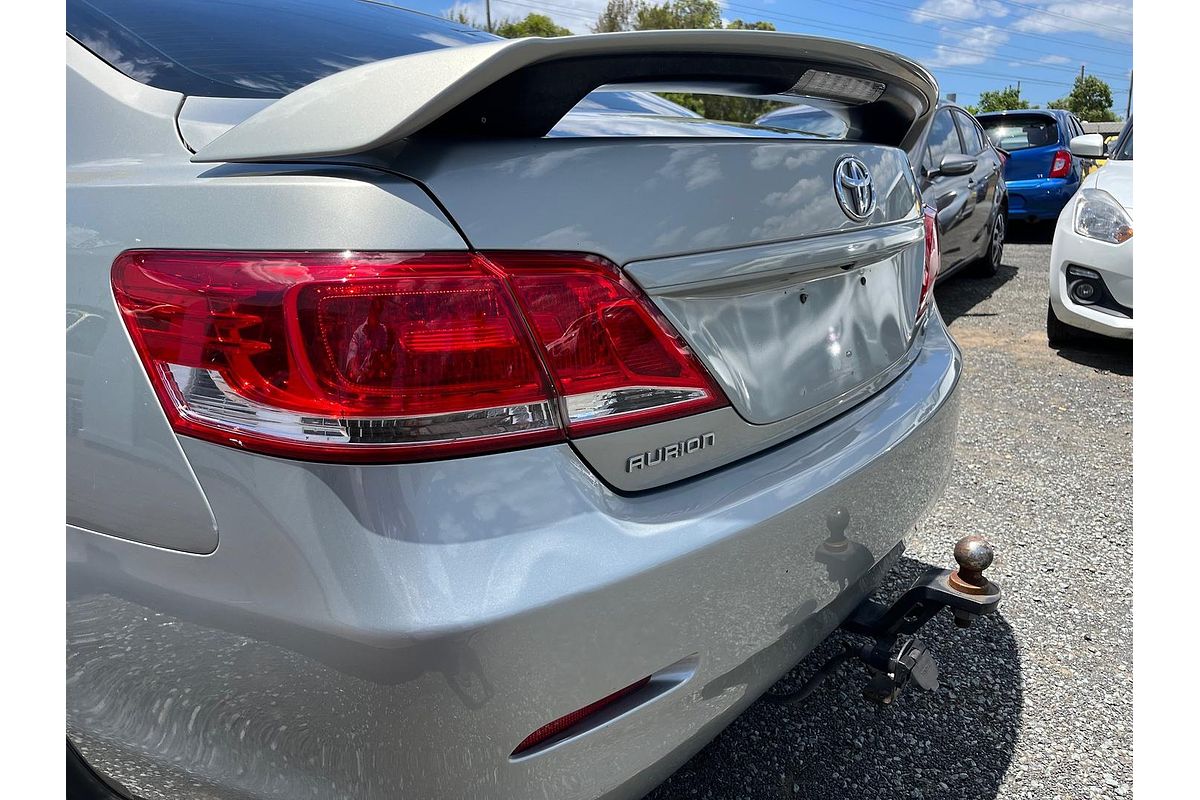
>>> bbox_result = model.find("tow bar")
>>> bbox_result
[770,535,1002,707]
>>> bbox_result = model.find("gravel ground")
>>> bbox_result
[645,233,1133,800]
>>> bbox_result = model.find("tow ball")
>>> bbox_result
[770,535,1002,707]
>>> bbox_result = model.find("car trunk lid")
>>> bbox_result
[393,136,924,427]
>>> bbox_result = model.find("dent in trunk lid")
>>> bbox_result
[627,220,925,425]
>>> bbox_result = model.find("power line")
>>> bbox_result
[723,0,1131,69]
[491,0,595,24]
[503,0,1132,72]
[721,1,1130,81]
[494,0,1127,92]
[991,0,1133,28]
[934,66,1075,88]
[832,0,1134,56]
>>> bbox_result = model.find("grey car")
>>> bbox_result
[67,2,977,798]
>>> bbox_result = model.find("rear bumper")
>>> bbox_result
[67,315,963,800]
[1006,177,1078,221]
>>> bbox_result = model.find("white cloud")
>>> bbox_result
[1009,1,1132,42]
[911,0,1009,25]
[912,0,1130,74]
[925,25,1010,67]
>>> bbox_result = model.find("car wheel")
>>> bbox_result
[971,210,1005,278]
[1047,300,1086,348]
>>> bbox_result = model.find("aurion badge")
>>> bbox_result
[833,155,876,221]
[626,432,716,473]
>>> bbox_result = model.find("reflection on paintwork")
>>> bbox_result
[67,0,497,100]
[551,114,824,139]
[815,508,876,589]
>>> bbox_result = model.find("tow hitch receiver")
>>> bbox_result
[769,536,1002,707]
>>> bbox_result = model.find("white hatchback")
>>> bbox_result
[1047,120,1133,346]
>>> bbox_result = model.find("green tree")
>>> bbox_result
[494,13,572,38]
[592,0,638,32]
[590,1,782,123]
[976,86,1030,112]
[635,0,722,29]
[726,19,777,31]
[444,8,479,27]
[1048,74,1118,121]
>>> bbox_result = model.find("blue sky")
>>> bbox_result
[399,0,1133,113]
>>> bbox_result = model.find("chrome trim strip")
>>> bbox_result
[625,218,924,292]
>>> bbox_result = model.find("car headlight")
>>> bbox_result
[1073,188,1133,243]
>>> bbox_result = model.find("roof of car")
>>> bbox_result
[974,109,1063,119]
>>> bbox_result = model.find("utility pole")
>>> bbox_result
[1126,70,1133,117]
[1080,64,1086,79]
[1016,80,1021,99]
[486,0,492,32]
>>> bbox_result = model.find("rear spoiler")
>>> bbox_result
[192,30,938,164]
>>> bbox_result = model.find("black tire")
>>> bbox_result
[1046,300,1086,349]
[970,209,1005,278]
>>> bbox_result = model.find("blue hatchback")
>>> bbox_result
[976,109,1091,223]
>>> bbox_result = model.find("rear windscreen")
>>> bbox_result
[980,115,1060,151]
[67,0,497,99]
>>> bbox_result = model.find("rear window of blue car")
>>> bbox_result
[67,0,497,99]
[979,114,1060,151]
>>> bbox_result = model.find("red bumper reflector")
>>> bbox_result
[511,676,652,756]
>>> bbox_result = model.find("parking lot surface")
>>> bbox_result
[647,237,1133,800]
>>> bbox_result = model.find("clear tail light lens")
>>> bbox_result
[918,205,941,321]
[1049,149,1071,178]
[112,250,726,462]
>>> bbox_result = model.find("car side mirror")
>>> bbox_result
[1070,133,1106,159]
[932,153,977,178]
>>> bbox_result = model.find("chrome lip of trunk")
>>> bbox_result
[629,218,924,291]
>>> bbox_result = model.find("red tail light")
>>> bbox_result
[496,252,725,436]
[1049,149,1071,178]
[112,250,727,462]
[918,205,940,321]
